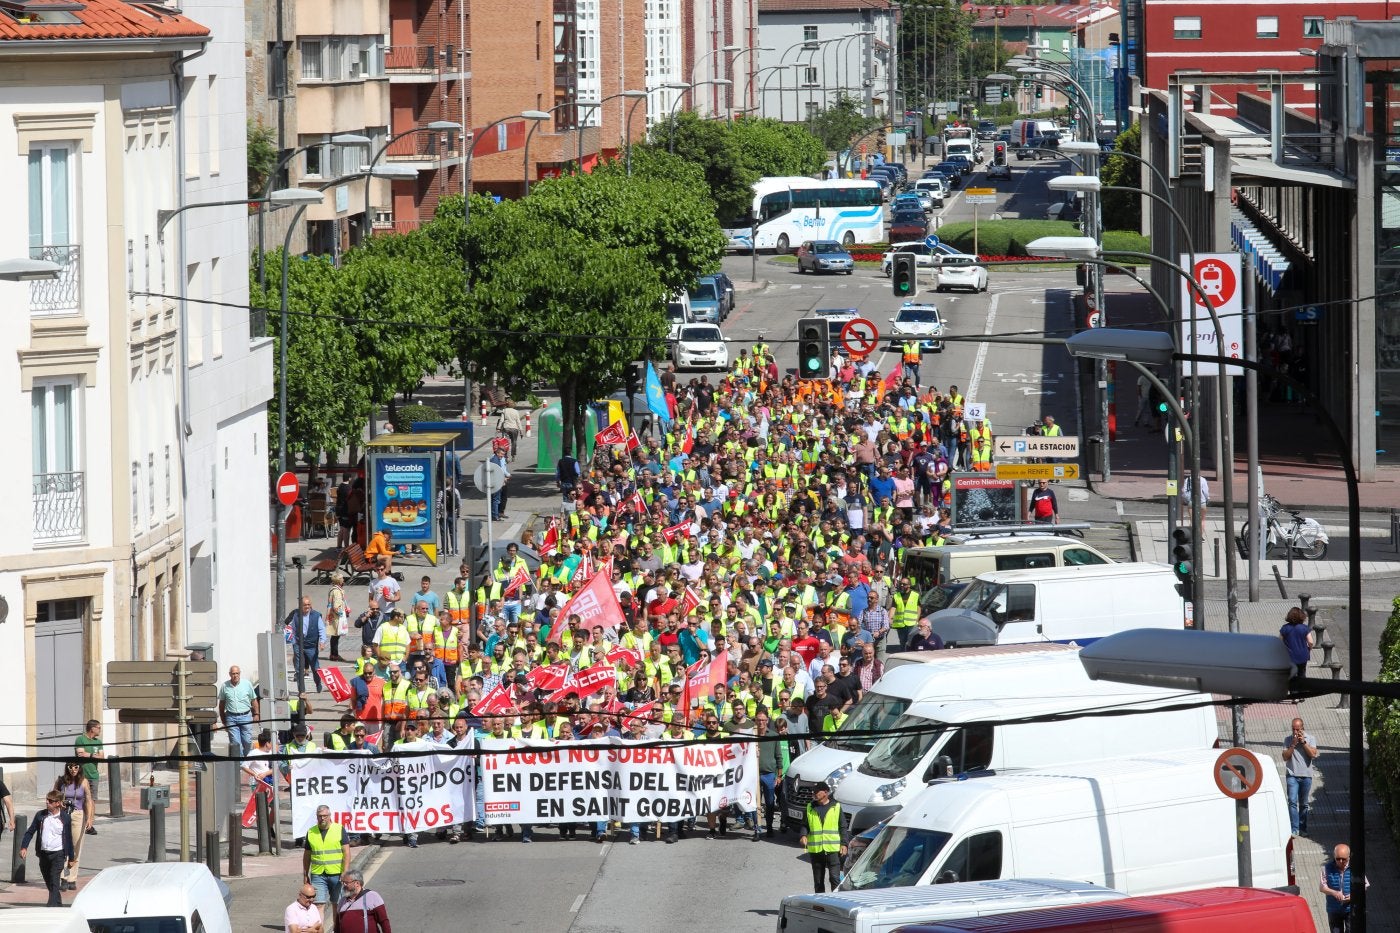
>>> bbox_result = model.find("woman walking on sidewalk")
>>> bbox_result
[53,760,94,890]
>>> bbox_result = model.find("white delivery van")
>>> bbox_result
[0,910,90,933]
[1009,119,1057,150]
[776,879,1126,933]
[835,680,1220,829]
[927,562,1187,648]
[839,749,1295,895]
[74,863,233,933]
[786,645,1080,825]
[902,535,1113,614]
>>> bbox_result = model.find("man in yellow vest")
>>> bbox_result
[303,804,350,923]
[798,784,847,893]
[890,577,922,651]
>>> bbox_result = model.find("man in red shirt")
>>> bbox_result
[791,621,821,667]
[646,587,678,622]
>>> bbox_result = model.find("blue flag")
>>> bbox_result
[645,362,670,424]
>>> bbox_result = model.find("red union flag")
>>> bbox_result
[555,570,627,630]
[661,521,691,543]
[538,519,559,558]
[606,645,643,669]
[320,665,353,704]
[626,490,646,514]
[626,431,641,451]
[594,421,628,447]
[622,701,657,733]
[682,425,695,455]
[526,661,570,691]
[472,681,516,716]
[545,663,616,705]
[884,366,902,392]
[681,654,729,725]
[503,565,530,598]
[681,586,703,617]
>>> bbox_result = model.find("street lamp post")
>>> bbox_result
[668,79,732,154]
[0,258,62,281]
[256,134,371,290]
[730,47,772,115]
[1069,329,1368,931]
[753,64,801,122]
[624,93,649,176]
[574,89,649,172]
[462,111,551,230]
[361,121,464,237]
[689,43,741,117]
[523,103,572,195]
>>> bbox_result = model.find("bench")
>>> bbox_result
[484,386,511,411]
[309,548,341,584]
[341,544,379,584]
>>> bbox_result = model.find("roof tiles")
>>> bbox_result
[759,0,892,13]
[0,0,208,42]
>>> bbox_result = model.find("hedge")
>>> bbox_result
[396,403,442,427]
[1365,595,1400,847]
[930,220,1150,259]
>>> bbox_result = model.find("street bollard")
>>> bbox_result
[1391,509,1399,552]
[1272,565,1287,599]
[148,804,167,863]
[11,819,25,883]
[1329,661,1348,709]
[195,771,206,864]
[204,829,220,879]
[107,756,125,818]
[227,811,243,876]
[1213,537,1220,578]
[255,791,272,855]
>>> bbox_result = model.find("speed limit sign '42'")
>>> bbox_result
[1178,253,1244,376]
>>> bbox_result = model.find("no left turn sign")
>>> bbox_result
[840,318,879,357]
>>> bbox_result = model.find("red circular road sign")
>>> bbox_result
[275,471,300,507]
[840,317,879,357]
[1213,747,1263,800]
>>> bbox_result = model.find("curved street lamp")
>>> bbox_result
[255,133,370,289]
[462,111,551,227]
[360,120,464,238]
[668,79,731,153]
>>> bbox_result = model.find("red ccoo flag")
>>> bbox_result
[622,701,657,733]
[884,366,902,392]
[503,565,530,598]
[471,681,517,716]
[538,519,559,558]
[681,425,695,455]
[661,521,691,544]
[681,586,703,617]
[594,420,629,447]
[626,431,641,451]
[526,661,570,691]
[545,664,616,706]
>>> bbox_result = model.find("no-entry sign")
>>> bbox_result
[275,471,299,507]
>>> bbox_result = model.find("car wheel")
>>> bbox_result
[842,231,855,248]
[776,234,790,255]
[845,270,853,275]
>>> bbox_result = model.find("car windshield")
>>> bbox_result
[897,308,941,323]
[841,825,951,890]
[679,326,720,342]
[812,242,844,254]
[667,303,686,321]
[89,920,189,933]
[691,283,717,300]
[828,691,911,752]
[948,577,1000,611]
[860,715,944,778]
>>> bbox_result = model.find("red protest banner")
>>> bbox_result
[681,586,703,617]
[503,566,530,598]
[545,664,616,706]
[555,570,627,632]
[594,421,628,447]
[241,781,274,829]
[621,702,657,733]
[526,661,570,691]
[606,645,643,669]
[321,665,353,704]
[626,431,641,451]
[661,522,691,543]
[539,519,559,558]
[472,681,516,716]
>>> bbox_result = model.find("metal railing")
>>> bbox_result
[33,471,85,543]
[385,44,437,71]
[250,306,268,340]
[29,244,81,314]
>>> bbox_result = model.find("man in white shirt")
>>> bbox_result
[20,791,75,906]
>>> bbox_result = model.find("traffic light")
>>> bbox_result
[625,362,642,397]
[1171,527,1193,597]
[1035,85,1043,100]
[1002,85,1010,101]
[993,142,1006,166]
[892,253,919,299]
[797,318,830,381]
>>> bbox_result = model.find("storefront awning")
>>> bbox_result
[1230,208,1291,296]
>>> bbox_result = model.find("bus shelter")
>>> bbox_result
[364,431,461,567]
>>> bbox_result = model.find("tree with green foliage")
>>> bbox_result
[805,93,884,154]
[897,0,975,110]
[252,251,374,468]
[1100,123,1143,233]
[247,120,277,196]
[729,116,826,180]
[1366,595,1400,846]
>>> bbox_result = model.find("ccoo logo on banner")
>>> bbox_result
[479,737,757,825]
[289,744,476,836]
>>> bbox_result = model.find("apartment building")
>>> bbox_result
[0,0,209,791]
[470,0,649,198]
[756,0,896,122]
[686,0,759,118]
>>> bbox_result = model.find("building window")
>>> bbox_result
[325,38,346,81]
[803,25,818,46]
[803,66,817,86]
[300,39,322,80]
[27,143,80,316]
[32,379,85,543]
[1303,17,1324,39]
[1173,16,1201,39]
[1256,16,1278,39]
[304,143,323,177]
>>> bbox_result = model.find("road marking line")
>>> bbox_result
[599,842,611,856]
[571,894,587,913]
[966,291,999,401]
[362,847,391,886]
[789,284,801,289]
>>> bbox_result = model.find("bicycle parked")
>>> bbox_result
[1237,494,1329,561]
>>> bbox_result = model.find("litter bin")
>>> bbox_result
[1086,434,1104,476]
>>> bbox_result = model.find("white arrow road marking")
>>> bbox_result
[1018,386,1054,396]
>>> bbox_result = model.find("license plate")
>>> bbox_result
[788,806,804,820]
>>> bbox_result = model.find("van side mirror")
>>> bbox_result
[926,754,954,783]
[936,870,961,884]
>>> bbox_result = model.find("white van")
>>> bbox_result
[902,535,1112,614]
[1009,118,1057,150]
[666,290,693,341]
[74,863,233,933]
[927,562,1187,648]
[0,910,90,933]
[839,749,1295,895]
[776,879,1126,933]
[835,681,1220,829]
[786,645,1080,825]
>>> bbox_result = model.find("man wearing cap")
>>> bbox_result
[799,784,847,893]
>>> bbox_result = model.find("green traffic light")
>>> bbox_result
[1157,401,1169,413]
[804,356,821,372]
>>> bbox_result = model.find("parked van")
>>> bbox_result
[897,886,1314,933]
[776,878,1125,933]
[926,562,1187,648]
[902,535,1112,614]
[0,910,90,933]
[666,290,693,341]
[786,645,1081,825]
[1009,118,1057,152]
[74,863,233,933]
[839,750,1294,895]
[834,680,1220,829]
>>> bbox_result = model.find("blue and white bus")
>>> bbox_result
[743,177,885,254]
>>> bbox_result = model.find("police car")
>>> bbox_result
[889,302,946,352]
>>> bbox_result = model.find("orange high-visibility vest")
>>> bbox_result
[382,679,410,721]
[437,626,460,664]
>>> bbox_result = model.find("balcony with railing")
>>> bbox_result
[384,128,461,163]
[33,471,85,544]
[385,45,466,83]
[28,244,81,315]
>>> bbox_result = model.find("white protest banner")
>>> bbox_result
[289,743,475,836]
[479,737,757,826]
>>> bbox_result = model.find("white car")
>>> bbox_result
[671,323,729,371]
[935,254,989,293]
[889,302,946,352]
[880,242,938,277]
